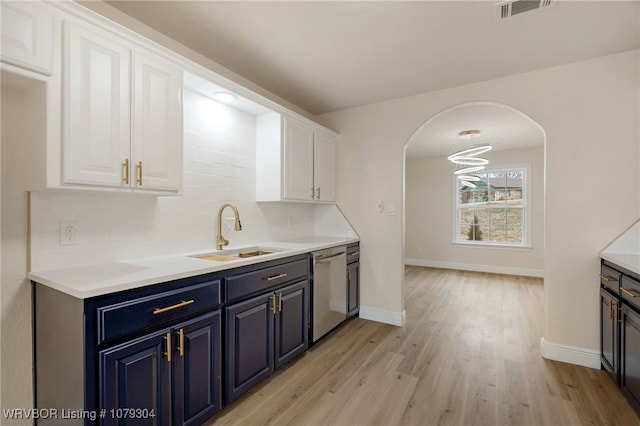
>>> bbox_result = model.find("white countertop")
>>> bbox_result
[601,253,640,275]
[28,236,359,299]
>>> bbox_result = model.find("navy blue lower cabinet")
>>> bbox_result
[99,329,172,426]
[99,310,222,426]
[275,280,309,368]
[225,292,275,404]
[173,311,222,426]
[225,280,309,404]
[621,306,640,408]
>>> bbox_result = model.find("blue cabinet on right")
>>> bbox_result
[347,243,360,317]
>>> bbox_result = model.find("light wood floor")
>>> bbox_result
[208,266,640,426]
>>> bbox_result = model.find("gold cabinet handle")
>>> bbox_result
[350,251,360,257]
[607,299,613,320]
[266,273,287,282]
[177,328,185,357]
[622,287,640,298]
[278,292,283,312]
[271,294,277,314]
[164,332,172,362]
[153,299,195,315]
[617,306,625,323]
[123,159,130,183]
[600,274,618,282]
[310,187,315,199]
[316,187,321,200]
[136,161,143,186]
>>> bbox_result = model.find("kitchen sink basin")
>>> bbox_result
[190,247,279,262]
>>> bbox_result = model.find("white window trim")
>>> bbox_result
[452,163,532,248]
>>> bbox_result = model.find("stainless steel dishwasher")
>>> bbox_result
[312,246,347,343]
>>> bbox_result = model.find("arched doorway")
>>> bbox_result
[402,101,546,284]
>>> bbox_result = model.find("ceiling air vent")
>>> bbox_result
[496,0,557,20]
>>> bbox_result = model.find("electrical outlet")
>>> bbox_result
[60,221,78,246]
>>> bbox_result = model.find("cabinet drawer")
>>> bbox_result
[225,259,308,302]
[601,265,621,292]
[97,280,220,344]
[347,244,360,263]
[621,276,640,311]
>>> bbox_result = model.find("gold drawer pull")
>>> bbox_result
[600,274,618,282]
[153,299,195,315]
[621,287,640,298]
[266,273,288,282]
[350,251,360,256]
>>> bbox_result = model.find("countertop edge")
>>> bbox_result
[29,237,360,299]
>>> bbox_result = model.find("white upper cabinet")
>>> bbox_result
[63,21,131,187]
[131,50,183,191]
[1,1,53,75]
[283,116,315,201]
[62,20,182,193]
[257,113,336,203]
[313,129,336,202]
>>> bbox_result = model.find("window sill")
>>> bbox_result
[452,242,533,251]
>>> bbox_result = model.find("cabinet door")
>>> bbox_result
[99,329,171,426]
[621,306,640,408]
[313,130,336,202]
[1,1,53,74]
[601,288,618,382]
[275,281,309,369]
[283,116,315,201]
[63,21,131,187]
[347,261,360,317]
[173,311,222,426]
[225,293,274,403]
[131,50,183,192]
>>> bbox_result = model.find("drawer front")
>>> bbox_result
[347,244,360,263]
[621,276,640,311]
[225,259,308,302]
[601,265,621,293]
[98,280,221,345]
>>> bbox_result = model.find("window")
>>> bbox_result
[455,165,530,247]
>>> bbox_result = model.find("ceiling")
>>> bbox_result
[103,0,638,116]
[97,1,637,158]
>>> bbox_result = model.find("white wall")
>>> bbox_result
[319,50,640,364]
[405,146,544,277]
[1,82,45,425]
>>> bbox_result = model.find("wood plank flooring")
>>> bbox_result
[208,266,640,425]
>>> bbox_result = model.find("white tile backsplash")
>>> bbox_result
[30,89,353,271]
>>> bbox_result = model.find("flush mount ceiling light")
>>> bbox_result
[212,91,237,104]
[458,130,481,140]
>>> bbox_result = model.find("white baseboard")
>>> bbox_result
[405,258,544,278]
[540,337,601,369]
[359,306,406,326]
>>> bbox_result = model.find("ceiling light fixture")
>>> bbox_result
[454,165,486,175]
[458,130,481,140]
[457,175,481,181]
[212,91,237,104]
